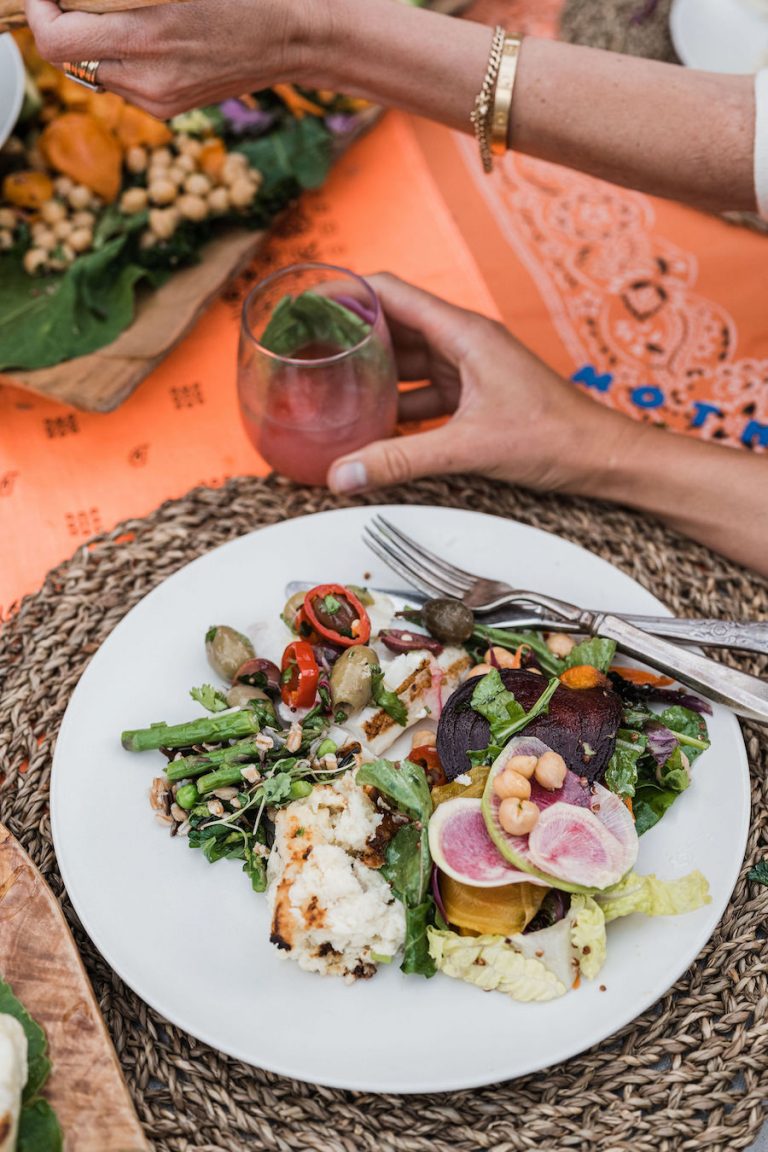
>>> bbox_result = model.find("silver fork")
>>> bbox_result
[363,516,768,654]
[363,515,768,724]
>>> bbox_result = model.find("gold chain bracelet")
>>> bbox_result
[470,25,505,175]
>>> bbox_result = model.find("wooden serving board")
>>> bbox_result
[0,823,149,1152]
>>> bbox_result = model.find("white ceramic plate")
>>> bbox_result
[670,0,768,72]
[0,35,25,152]
[51,505,750,1093]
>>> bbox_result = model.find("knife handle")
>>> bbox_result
[592,613,768,723]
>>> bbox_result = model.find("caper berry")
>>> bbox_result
[205,625,255,682]
[422,598,475,644]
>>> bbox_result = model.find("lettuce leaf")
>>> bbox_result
[0,976,62,1150]
[563,637,617,673]
[468,670,559,765]
[569,895,606,980]
[427,928,567,1001]
[594,870,710,922]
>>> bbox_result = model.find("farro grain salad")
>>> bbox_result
[121,583,712,1001]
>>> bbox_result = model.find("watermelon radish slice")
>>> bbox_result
[428,798,550,888]
[482,737,638,893]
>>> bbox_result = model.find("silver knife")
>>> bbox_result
[284,581,768,656]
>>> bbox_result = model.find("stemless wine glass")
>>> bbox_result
[237,263,399,486]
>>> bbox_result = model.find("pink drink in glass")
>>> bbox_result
[238,265,398,486]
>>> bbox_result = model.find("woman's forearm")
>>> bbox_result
[311,0,756,213]
[567,421,768,576]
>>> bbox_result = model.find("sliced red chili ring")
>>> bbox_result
[409,744,447,788]
[280,640,319,709]
[302,583,371,648]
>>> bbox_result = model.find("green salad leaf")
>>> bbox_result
[189,684,230,712]
[656,705,710,761]
[260,291,370,357]
[563,637,617,673]
[748,860,768,886]
[595,870,710,921]
[468,670,559,766]
[0,977,62,1150]
[356,759,435,977]
[0,237,158,371]
[604,730,647,799]
[370,666,408,727]
[234,116,334,194]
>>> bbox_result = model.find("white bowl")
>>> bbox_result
[0,34,25,151]
[670,0,768,72]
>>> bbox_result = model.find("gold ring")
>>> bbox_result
[62,61,103,92]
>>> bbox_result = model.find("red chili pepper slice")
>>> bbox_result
[302,583,371,648]
[280,640,319,709]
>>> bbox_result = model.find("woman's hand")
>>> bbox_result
[24,0,324,119]
[329,275,768,578]
[328,274,642,497]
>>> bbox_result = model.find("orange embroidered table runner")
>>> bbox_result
[2,0,767,618]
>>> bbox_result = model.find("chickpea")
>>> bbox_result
[148,208,178,241]
[207,186,230,215]
[34,227,57,252]
[248,169,264,192]
[177,193,208,222]
[466,663,493,679]
[483,646,520,670]
[150,147,173,167]
[228,177,256,208]
[410,728,437,749]
[0,230,13,250]
[40,199,67,225]
[546,632,577,658]
[23,247,48,275]
[48,244,75,271]
[125,145,148,174]
[167,164,187,186]
[504,754,538,779]
[0,208,15,229]
[176,134,202,158]
[534,750,568,791]
[120,187,149,214]
[68,184,93,211]
[69,227,93,254]
[148,178,177,206]
[175,153,196,174]
[71,210,96,229]
[221,152,248,185]
[139,231,157,250]
[498,798,540,837]
[184,171,210,197]
[54,175,74,197]
[53,219,72,242]
[493,769,531,801]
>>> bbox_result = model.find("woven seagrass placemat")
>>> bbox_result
[2,473,768,1152]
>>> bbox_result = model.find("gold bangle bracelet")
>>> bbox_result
[470,25,505,175]
[490,35,522,158]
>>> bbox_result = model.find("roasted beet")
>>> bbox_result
[436,668,622,784]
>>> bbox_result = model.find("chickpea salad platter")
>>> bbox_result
[121,575,715,1002]
[50,506,750,1090]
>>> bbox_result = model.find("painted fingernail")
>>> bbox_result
[329,459,368,494]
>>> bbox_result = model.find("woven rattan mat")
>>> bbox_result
[2,473,768,1152]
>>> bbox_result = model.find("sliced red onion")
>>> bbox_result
[379,628,443,655]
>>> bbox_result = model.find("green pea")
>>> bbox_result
[316,738,338,758]
[289,779,313,800]
[175,783,200,810]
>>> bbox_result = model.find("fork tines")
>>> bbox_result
[363,514,472,600]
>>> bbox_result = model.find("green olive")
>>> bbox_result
[226,684,270,708]
[205,625,255,682]
[281,591,306,633]
[422,598,475,644]
[330,645,378,713]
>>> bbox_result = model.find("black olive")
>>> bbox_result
[422,598,475,644]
